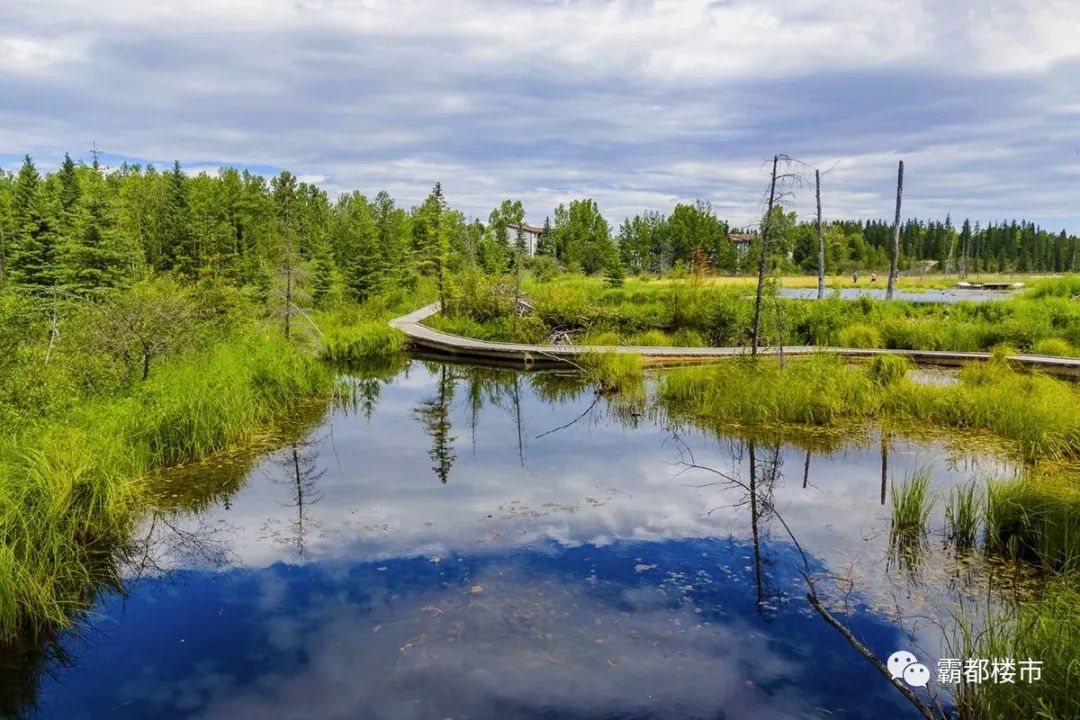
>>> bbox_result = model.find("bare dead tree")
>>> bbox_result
[43,286,59,366]
[283,218,294,341]
[752,155,779,356]
[886,161,904,300]
[0,222,7,283]
[816,169,825,300]
[752,154,804,355]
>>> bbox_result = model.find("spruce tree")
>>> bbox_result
[61,167,128,294]
[159,161,194,273]
[9,155,58,289]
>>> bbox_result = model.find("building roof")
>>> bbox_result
[506,222,544,234]
[729,232,756,244]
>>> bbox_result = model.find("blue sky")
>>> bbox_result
[2,0,1079,231]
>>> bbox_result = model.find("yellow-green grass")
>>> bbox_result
[577,351,644,393]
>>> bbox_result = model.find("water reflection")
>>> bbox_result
[9,359,1021,719]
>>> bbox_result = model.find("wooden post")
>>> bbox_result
[886,161,904,300]
[752,155,779,355]
[816,169,824,300]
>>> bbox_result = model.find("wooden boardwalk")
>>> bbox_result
[390,303,1080,375]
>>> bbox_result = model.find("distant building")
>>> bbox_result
[506,222,544,256]
[729,232,756,254]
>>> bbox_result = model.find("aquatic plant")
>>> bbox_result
[945,479,982,550]
[948,575,1080,720]
[320,321,407,363]
[659,354,875,427]
[866,354,912,386]
[985,474,1080,573]
[577,351,643,393]
[891,467,934,536]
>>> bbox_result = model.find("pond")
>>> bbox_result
[775,287,1013,304]
[12,360,1021,720]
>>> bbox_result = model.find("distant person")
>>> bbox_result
[852,271,859,284]
[870,272,877,283]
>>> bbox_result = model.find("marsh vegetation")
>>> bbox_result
[1,155,1078,720]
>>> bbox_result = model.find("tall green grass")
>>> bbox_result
[660,354,1080,462]
[0,331,332,641]
[577,351,643,393]
[949,575,1080,720]
[985,474,1080,573]
[946,479,983,550]
[659,354,876,427]
[891,468,935,535]
[321,321,407,364]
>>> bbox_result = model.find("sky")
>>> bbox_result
[2,0,1079,231]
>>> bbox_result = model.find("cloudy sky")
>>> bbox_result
[2,0,1079,230]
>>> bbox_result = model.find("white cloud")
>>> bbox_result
[2,0,1080,229]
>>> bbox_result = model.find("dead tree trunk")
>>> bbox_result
[0,225,7,283]
[44,287,59,366]
[284,235,293,340]
[886,161,904,300]
[816,169,825,300]
[751,155,779,356]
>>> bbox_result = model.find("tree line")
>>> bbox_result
[1,153,1076,302]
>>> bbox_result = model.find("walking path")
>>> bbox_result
[390,303,1080,375]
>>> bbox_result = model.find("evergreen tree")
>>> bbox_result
[536,217,555,257]
[0,171,13,283]
[9,155,58,289]
[333,192,380,300]
[61,166,129,294]
[417,183,450,306]
[159,161,194,273]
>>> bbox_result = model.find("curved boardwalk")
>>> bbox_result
[391,303,1080,375]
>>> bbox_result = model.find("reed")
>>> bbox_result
[945,479,982,550]
[659,354,875,427]
[985,474,1080,573]
[321,321,407,363]
[891,467,935,536]
[577,351,643,393]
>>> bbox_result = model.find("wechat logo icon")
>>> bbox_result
[888,650,931,688]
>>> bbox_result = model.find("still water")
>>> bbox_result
[22,361,1016,720]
